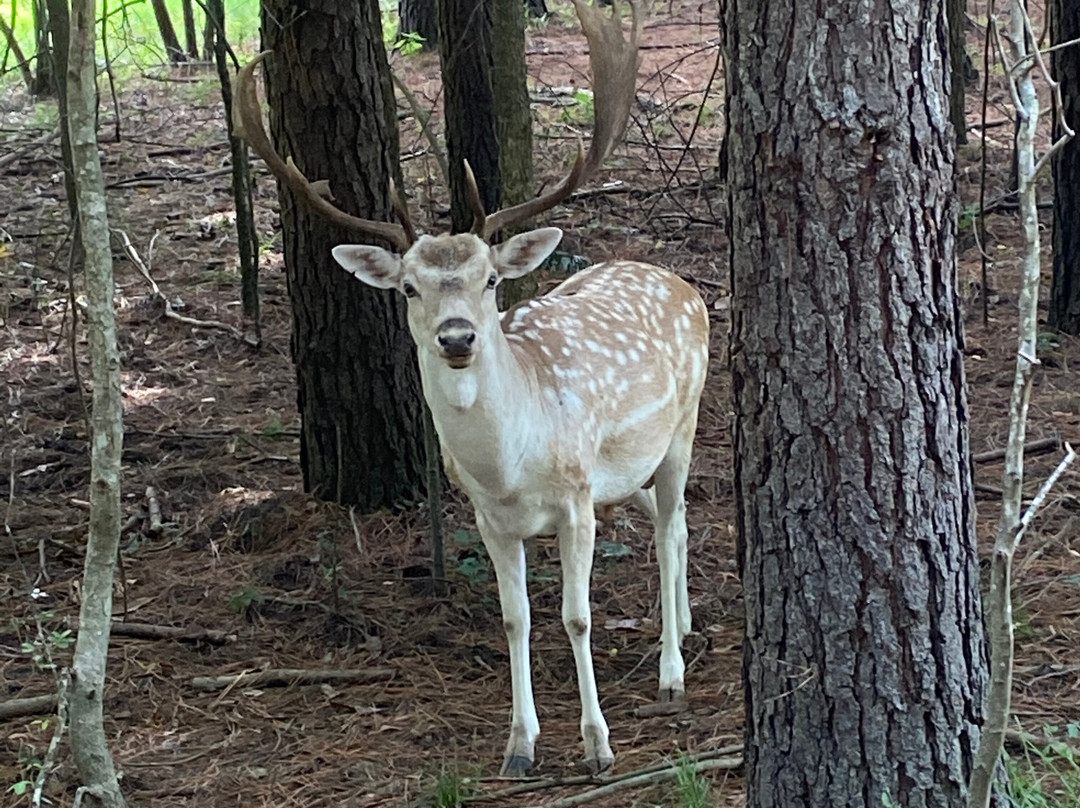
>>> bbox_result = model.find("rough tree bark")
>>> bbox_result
[722,0,996,806]
[948,0,967,144]
[1050,0,1080,334]
[181,0,199,60]
[32,0,53,95]
[491,0,537,304]
[438,0,500,233]
[398,0,439,48]
[46,0,75,220]
[66,1,127,806]
[260,0,426,509]
[149,0,185,64]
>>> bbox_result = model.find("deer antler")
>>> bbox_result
[470,0,642,240]
[232,52,414,252]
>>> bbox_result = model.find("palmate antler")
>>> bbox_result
[232,52,416,252]
[467,0,642,240]
[233,0,641,250]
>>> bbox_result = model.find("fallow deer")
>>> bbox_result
[234,0,709,776]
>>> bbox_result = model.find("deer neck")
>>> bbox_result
[417,329,539,492]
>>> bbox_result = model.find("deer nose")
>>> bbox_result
[436,319,477,356]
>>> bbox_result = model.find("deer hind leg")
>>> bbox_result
[653,408,699,704]
[479,515,539,777]
[559,487,614,774]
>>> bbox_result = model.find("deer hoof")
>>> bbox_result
[580,755,615,775]
[500,755,533,778]
[658,686,687,706]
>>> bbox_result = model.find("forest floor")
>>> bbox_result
[2,2,1080,806]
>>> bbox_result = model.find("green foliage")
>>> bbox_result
[453,529,491,586]
[227,585,262,616]
[1007,724,1080,808]
[7,779,32,797]
[20,628,74,671]
[393,30,426,56]
[262,413,285,437]
[673,756,712,808]
[0,0,260,88]
[561,88,595,126]
[1036,331,1062,353]
[424,768,476,808]
[598,540,632,559]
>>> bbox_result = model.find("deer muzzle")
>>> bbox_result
[436,318,477,368]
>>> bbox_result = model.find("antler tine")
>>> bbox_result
[479,0,641,240]
[463,160,489,236]
[233,52,413,253]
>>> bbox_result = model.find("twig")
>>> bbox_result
[1017,444,1077,538]
[190,667,395,691]
[524,757,741,808]
[971,436,1060,464]
[0,127,60,171]
[391,69,449,187]
[113,228,242,338]
[98,621,235,645]
[31,670,69,808]
[468,744,744,802]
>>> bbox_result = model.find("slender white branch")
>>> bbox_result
[967,4,1075,807]
[1017,444,1077,538]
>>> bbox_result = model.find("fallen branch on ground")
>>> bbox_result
[190,667,395,691]
[0,694,59,720]
[972,436,1059,464]
[523,756,742,808]
[113,228,243,340]
[103,621,235,645]
[468,744,743,802]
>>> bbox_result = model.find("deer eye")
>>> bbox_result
[486,274,497,290]
[403,282,419,299]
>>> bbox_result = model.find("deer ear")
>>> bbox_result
[492,228,563,280]
[332,245,403,291]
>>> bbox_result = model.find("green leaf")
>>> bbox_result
[598,541,632,559]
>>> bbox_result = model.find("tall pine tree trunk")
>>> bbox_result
[261,0,426,509]
[948,0,967,144]
[491,0,537,304]
[438,0,500,233]
[1050,0,1080,334]
[150,0,185,64]
[722,0,994,805]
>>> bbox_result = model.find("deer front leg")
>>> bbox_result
[559,494,614,773]
[479,515,539,777]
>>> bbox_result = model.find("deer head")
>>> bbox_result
[231,1,643,369]
[332,229,564,369]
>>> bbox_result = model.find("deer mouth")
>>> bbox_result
[444,354,473,370]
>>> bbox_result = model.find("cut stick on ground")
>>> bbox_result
[190,667,395,691]
[145,486,163,535]
[0,694,60,720]
[971,436,1060,464]
[103,621,235,645]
